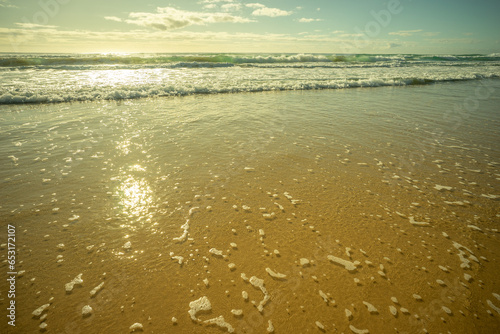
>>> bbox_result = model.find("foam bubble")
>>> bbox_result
[188,296,212,321]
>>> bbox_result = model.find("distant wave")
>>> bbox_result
[1,73,498,105]
[1,53,500,68]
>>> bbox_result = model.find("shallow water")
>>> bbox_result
[1,80,500,333]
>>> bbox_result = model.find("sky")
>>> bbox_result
[0,0,499,54]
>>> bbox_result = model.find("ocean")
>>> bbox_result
[1,53,499,333]
[1,53,500,104]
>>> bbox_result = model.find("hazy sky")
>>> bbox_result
[1,0,499,54]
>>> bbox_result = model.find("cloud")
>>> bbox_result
[104,16,123,22]
[246,3,265,9]
[0,0,17,8]
[298,18,323,23]
[200,0,234,3]
[388,29,423,37]
[107,7,253,31]
[331,30,344,34]
[423,32,440,37]
[221,3,242,11]
[388,42,402,48]
[15,23,59,29]
[246,3,292,17]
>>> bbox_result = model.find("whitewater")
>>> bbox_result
[1,52,499,104]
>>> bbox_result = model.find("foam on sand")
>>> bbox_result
[363,301,378,313]
[173,219,190,242]
[188,296,212,321]
[209,248,223,257]
[408,217,430,226]
[349,324,369,334]
[486,300,500,314]
[204,315,234,333]
[82,305,93,317]
[327,255,360,271]
[65,273,83,292]
[129,323,143,332]
[249,276,270,312]
[266,267,287,279]
[32,304,50,317]
[267,320,274,332]
[90,282,104,297]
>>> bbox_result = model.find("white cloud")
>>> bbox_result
[200,0,234,3]
[0,0,17,8]
[221,3,242,11]
[388,29,423,37]
[104,16,123,22]
[423,32,440,37]
[245,3,266,9]
[107,7,253,31]
[15,23,58,29]
[298,18,323,23]
[245,4,292,17]
[331,30,344,34]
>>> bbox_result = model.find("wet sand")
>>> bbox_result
[1,80,500,333]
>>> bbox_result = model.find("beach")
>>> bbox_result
[1,77,499,333]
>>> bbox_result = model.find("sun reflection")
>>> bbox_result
[117,175,153,222]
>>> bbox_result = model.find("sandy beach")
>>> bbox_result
[1,79,499,333]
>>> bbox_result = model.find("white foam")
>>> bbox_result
[316,321,325,330]
[327,255,359,271]
[209,248,223,256]
[391,297,399,304]
[188,296,212,321]
[228,263,236,270]
[434,184,453,191]
[266,267,287,279]
[32,304,50,317]
[188,207,199,216]
[481,194,499,199]
[249,276,270,312]
[493,293,500,302]
[173,219,190,242]
[242,291,248,300]
[129,323,143,332]
[409,217,430,226]
[467,225,483,232]
[363,301,378,313]
[65,273,83,292]
[204,316,234,333]
[300,258,310,267]
[230,243,237,249]
[319,290,329,304]
[123,241,132,249]
[203,278,209,286]
[442,306,452,315]
[438,265,449,272]
[389,305,398,316]
[172,256,184,265]
[267,320,274,332]
[82,305,93,317]
[463,274,472,282]
[349,324,369,334]
[231,309,243,316]
[171,317,177,323]
[413,294,422,301]
[487,300,500,314]
[345,308,353,320]
[90,282,104,297]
